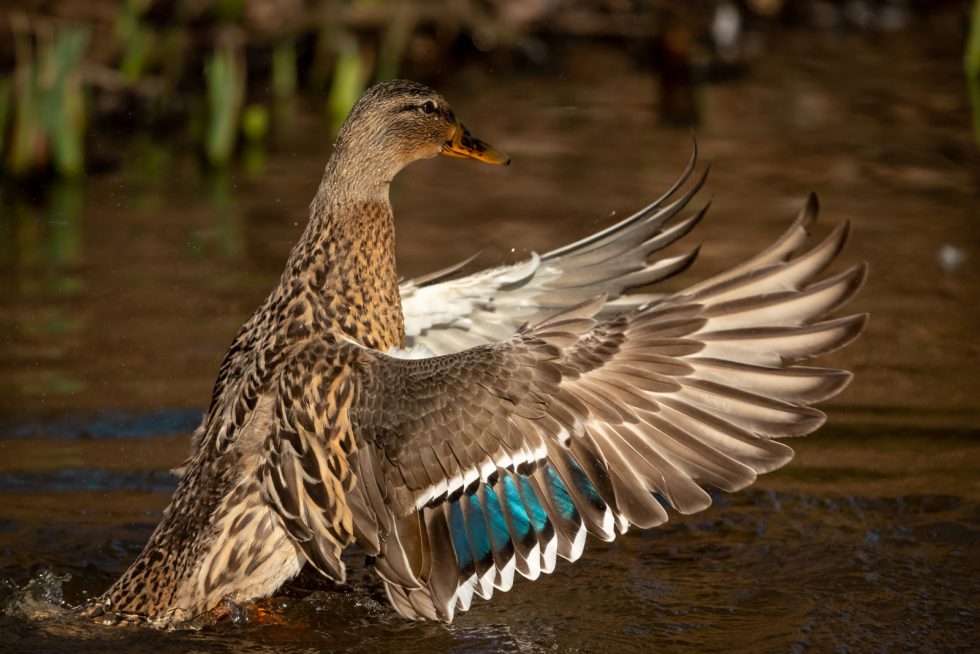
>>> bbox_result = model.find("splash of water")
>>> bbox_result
[2,568,73,621]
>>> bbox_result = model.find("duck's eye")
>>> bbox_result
[420,100,437,115]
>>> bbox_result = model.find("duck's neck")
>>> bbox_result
[286,173,405,351]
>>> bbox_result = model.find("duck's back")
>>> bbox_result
[98,195,408,625]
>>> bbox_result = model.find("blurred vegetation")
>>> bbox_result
[967,0,980,148]
[204,37,246,166]
[0,0,974,178]
[6,18,89,178]
[0,0,578,178]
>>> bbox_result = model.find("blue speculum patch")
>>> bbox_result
[518,476,549,533]
[448,500,473,569]
[545,465,578,521]
[501,475,532,536]
[482,485,511,551]
[464,494,491,561]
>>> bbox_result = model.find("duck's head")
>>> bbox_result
[330,80,509,189]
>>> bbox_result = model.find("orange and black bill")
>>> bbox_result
[442,124,510,165]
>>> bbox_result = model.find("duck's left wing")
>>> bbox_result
[347,206,866,621]
[398,149,707,355]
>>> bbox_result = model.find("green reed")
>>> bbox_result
[327,32,368,137]
[6,22,89,178]
[204,40,246,166]
[116,0,154,83]
[967,0,980,148]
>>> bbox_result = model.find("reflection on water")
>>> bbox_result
[0,22,978,654]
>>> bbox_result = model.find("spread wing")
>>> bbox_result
[399,147,708,355]
[348,195,867,621]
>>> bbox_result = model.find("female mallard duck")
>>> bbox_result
[94,79,866,627]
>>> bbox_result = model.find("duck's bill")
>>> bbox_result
[442,125,510,165]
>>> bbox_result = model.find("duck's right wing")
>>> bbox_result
[348,199,867,621]
[399,148,708,355]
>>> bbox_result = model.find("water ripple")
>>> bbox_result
[0,468,179,494]
[0,410,202,441]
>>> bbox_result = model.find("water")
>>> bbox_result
[1,22,978,654]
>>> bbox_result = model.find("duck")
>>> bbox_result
[90,79,866,627]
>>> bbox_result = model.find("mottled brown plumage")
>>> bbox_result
[93,80,473,626]
[90,79,865,628]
